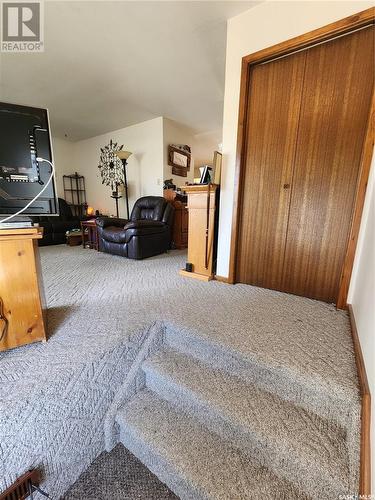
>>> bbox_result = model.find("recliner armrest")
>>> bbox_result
[96,217,128,228]
[124,220,165,230]
[124,222,167,242]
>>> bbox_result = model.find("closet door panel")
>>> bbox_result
[282,26,375,302]
[237,51,306,288]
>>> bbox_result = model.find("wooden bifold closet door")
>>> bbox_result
[236,25,374,303]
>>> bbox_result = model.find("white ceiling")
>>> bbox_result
[0,1,258,141]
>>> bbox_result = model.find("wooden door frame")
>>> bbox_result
[348,304,372,496]
[229,7,375,311]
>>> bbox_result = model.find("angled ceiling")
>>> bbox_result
[0,1,259,141]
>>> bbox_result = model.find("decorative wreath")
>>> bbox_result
[98,140,124,190]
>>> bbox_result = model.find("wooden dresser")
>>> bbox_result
[164,189,188,249]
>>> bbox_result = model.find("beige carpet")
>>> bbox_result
[0,245,359,499]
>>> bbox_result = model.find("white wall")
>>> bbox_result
[51,137,76,198]
[53,117,220,212]
[163,118,222,185]
[348,153,375,488]
[52,117,164,218]
[217,0,375,277]
[163,118,196,185]
[193,130,222,178]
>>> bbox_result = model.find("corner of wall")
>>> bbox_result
[162,118,196,185]
[51,136,77,198]
[53,117,165,217]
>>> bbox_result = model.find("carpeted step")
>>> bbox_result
[143,348,349,499]
[116,389,309,500]
[164,322,358,431]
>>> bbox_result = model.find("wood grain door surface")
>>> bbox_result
[282,26,374,302]
[236,50,307,290]
[237,25,375,302]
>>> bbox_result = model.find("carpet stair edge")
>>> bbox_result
[116,389,310,500]
[143,348,350,499]
[164,324,358,430]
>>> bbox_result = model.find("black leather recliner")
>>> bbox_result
[97,196,174,259]
[32,198,82,246]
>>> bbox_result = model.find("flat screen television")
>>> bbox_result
[0,102,58,218]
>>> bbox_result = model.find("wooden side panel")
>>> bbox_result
[236,51,306,288]
[34,238,48,330]
[0,236,46,351]
[181,207,188,233]
[282,26,375,302]
[187,190,216,277]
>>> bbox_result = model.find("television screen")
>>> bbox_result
[0,102,58,217]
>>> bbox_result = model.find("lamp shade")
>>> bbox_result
[116,151,132,161]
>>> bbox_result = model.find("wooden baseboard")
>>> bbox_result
[348,304,371,496]
[214,275,231,283]
[179,269,213,282]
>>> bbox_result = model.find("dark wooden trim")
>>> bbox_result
[214,274,231,283]
[228,58,251,284]
[229,7,375,306]
[348,304,371,496]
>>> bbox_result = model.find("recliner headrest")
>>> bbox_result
[130,196,167,221]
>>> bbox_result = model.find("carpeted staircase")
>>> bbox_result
[107,322,360,500]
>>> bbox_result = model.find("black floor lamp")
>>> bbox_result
[116,151,132,219]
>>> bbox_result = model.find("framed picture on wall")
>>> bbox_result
[168,145,191,177]
[213,151,222,185]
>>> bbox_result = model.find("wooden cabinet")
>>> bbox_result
[171,201,188,249]
[0,227,47,352]
[164,189,188,249]
[179,184,218,281]
[235,24,374,304]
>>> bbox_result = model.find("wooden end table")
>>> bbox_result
[66,230,82,246]
[81,220,99,250]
